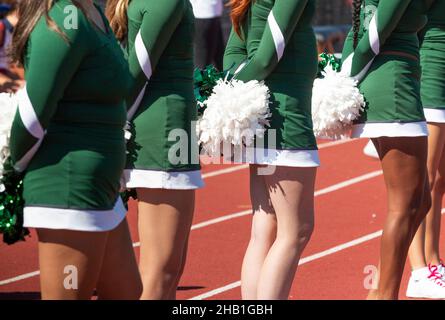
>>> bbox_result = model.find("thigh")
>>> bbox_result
[96,219,142,300]
[263,166,317,236]
[373,136,428,209]
[37,228,109,300]
[137,188,195,263]
[249,165,277,240]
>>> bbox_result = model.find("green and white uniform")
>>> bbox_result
[223,0,319,167]
[123,0,203,190]
[342,0,431,138]
[9,1,130,231]
[421,0,445,122]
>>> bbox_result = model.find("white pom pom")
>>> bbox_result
[197,79,271,157]
[0,91,19,180]
[311,67,365,139]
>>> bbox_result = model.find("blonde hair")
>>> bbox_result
[106,0,129,41]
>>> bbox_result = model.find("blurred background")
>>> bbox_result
[0,0,353,93]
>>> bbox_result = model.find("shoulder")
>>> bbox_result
[31,0,91,47]
[132,0,185,13]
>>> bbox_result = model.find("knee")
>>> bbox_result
[278,220,314,251]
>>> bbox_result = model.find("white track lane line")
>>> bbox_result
[191,208,445,300]
[0,167,382,287]
[201,139,354,179]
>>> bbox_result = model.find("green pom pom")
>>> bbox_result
[0,158,29,245]
[193,65,225,116]
[317,52,341,77]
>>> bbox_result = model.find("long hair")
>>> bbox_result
[229,0,252,37]
[106,0,129,41]
[10,0,70,65]
[352,0,362,49]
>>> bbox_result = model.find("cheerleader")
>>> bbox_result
[106,0,204,300]
[407,0,445,299]
[342,0,433,299]
[9,0,142,299]
[224,0,319,300]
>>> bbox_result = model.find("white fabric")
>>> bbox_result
[13,138,43,172]
[267,12,285,61]
[23,197,127,232]
[135,30,152,80]
[124,169,204,189]
[189,0,223,19]
[368,13,380,55]
[233,148,320,167]
[17,86,44,139]
[424,108,445,123]
[351,121,429,138]
[127,83,147,120]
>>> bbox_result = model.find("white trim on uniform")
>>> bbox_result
[351,121,429,138]
[17,86,44,139]
[124,169,204,190]
[15,87,45,172]
[23,197,127,232]
[135,30,152,80]
[267,12,285,61]
[424,108,445,123]
[127,83,147,120]
[368,13,380,55]
[233,148,320,168]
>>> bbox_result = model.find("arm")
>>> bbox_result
[234,0,309,82]
[223,27,248,73]
[341,0,411,81]
[9,11,88,172]
[126,0,184,118]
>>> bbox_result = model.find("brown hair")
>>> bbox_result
[352,0,362,49]
[9,0,76,65]
[228,0,252,37]
[106,0,129,42]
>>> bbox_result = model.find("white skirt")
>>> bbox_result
[351,121,429,138]
[124,169,205,190]
[424,108,445,123]
[23,197,127,232]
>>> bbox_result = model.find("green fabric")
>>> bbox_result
[342,0,430,79]
[342,0,430,124]
[126,0,200,172]
[9,0,129,210]
[420,0,445,108]
[223,0,318,150]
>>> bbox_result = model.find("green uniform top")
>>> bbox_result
[424,0,445,28]
[224,0,316,82]
[342,0,431,82]
[126,0,195,118]
[9,0,130,210]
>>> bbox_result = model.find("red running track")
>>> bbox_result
[0,138,442,300]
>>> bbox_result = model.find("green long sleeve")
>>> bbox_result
[341,0,411,81]
[223,28,248,74]
[126,0,185,118]
[230,0,309,82]
[9,6,89,172]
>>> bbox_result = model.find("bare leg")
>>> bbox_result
[96,219,143,300]
[37,228,108,300]
[137,188,195,300]
[370,136,431,300]
[409,123,445,268]
[241,165,277,300]
[256,166,317,300]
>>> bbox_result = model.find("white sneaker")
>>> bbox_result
[363,140,379,159]
[406,266,445,299]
